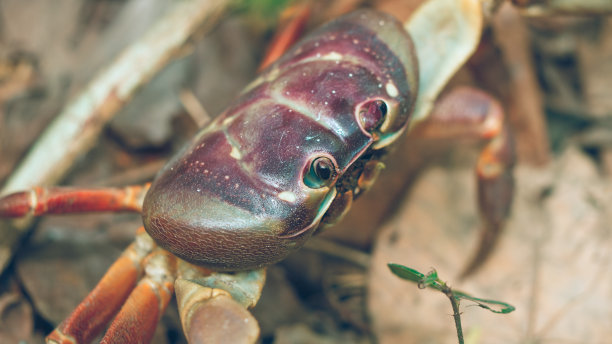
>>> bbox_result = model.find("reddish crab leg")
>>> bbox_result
[411,87,516,277]
[101,248,176,344]
[410,87,504,141]
[0,184,150,217]
[469,126,515,277]
[47,228,155,344]
[257,2,311,72]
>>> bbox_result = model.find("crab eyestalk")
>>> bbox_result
[142,10,418,271]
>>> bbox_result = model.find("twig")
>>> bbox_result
[491,4,550,165]
[513,0,612,16]
[0,0,232,275]
[179,88,211,127]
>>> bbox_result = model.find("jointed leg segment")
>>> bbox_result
[0,182,266,343]
[101,248,176,344]
[411,87,516,277]
[0,184,150,218]
[46,228,156,344]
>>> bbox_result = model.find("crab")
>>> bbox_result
[2,0,600,342]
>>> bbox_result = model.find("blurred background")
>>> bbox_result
[0,0,610,343]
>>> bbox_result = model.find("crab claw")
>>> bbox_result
[174,266,265,344]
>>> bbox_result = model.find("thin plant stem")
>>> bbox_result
[443,284,464,344]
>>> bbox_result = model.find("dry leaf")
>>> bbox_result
[369,147,612,343]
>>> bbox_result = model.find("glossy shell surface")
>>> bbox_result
[142,10,418,270]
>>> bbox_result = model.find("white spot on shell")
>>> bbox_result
[385,81,399,97]
[320,52,343,61]
[230,146,242,160]
[224,175,230,180]
[278,191,297,203]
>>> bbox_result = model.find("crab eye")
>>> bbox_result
[358,99,388,134]
[304,156,337,189]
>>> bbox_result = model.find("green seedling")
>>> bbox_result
[388,263,515,344]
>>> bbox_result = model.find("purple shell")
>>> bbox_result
[142,10,418,270]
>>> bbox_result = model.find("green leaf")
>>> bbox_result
[235,0,293,21]
[421,269,439,287]
[388,263,425,283]
[452,290,515,314]
[388,263,515,315]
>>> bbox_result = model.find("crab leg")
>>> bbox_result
[0,184,149,218]
[46,228,155,344]
[0,0,235,278]
[409,87,504,141]
[101,248,176,344]
[258,2,311,71]
[410,87,516,277]
[469,126,515,277]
